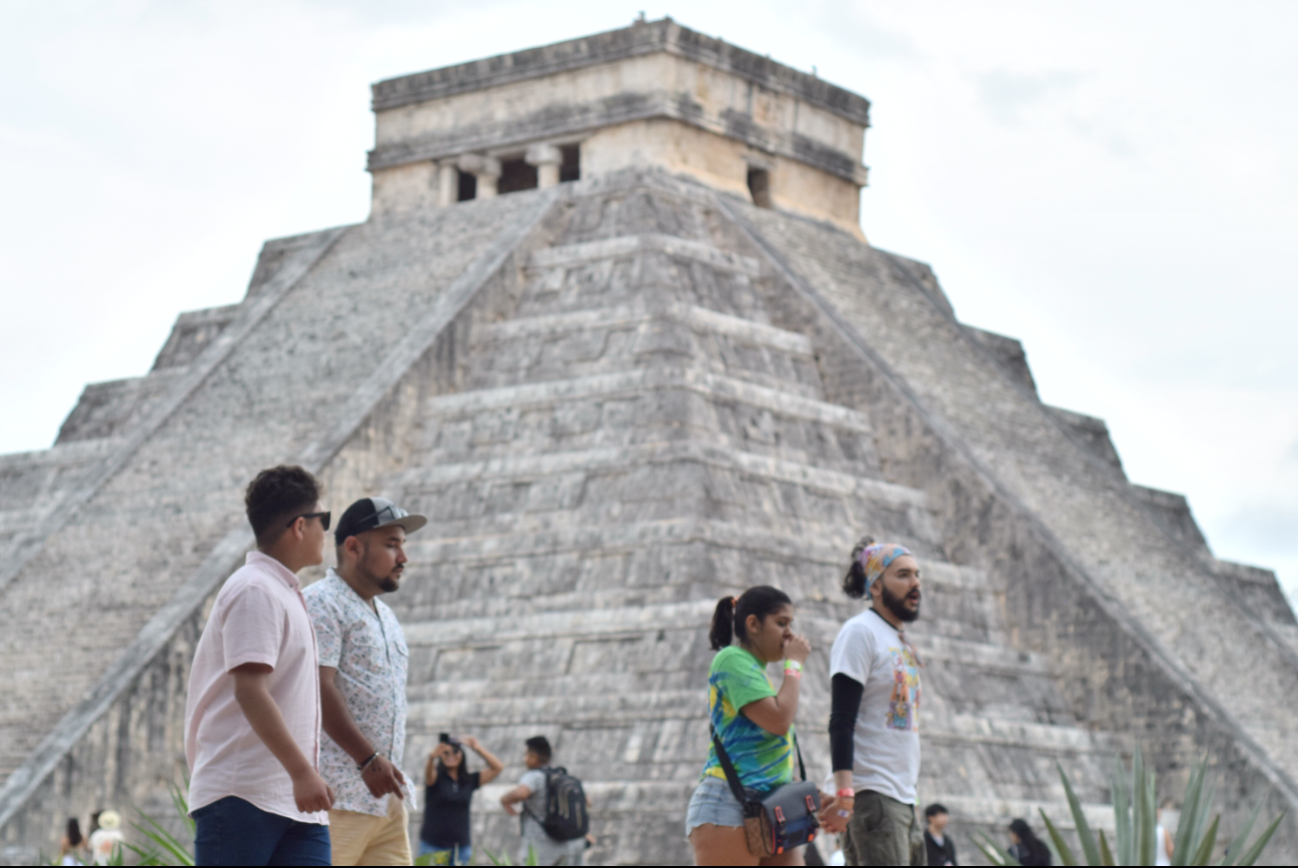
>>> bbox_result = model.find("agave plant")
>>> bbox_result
[973,747,1284,866]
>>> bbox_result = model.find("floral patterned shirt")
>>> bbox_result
[304,570,415,815]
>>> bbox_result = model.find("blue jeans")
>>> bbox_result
[417,839,472,865]
[192,796,330,866]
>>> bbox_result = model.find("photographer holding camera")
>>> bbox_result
[419,734,505,865]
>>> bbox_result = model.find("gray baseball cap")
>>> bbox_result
[334,497,427,545]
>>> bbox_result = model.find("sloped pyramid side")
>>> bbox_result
[360,173,1131,864]
[2,169,1295,865]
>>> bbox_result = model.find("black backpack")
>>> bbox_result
[523,766,589,841]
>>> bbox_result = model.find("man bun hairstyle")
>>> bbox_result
[245,465,323,546]
[842,536,876,599]
[525,735,552,763]
[709,586,793,650]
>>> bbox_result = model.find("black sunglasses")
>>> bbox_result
[286,511,331,531]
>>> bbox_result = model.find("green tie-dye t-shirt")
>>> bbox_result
[702,646,795,793]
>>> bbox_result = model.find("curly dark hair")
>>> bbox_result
[842,536,876,599]
[245,465,322,545]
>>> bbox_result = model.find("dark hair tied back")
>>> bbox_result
[842,536,875,599]
[710,586,793,650]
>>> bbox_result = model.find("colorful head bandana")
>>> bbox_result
[858,543,913,595]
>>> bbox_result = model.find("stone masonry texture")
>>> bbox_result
[2,64,1296,868]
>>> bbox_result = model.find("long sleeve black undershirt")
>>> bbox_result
[829,672,864,773]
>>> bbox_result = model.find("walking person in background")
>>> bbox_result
[685,586,813,866]
[923,804,957,866]
[58,817,85,866]
[86,811,122,866]
[824,538,926,865]
[305,496,427,866]
[500,736,590,866]
[184,466,334,866]
[419,734,505,865]
[1007,819,1052,867]
[1155,802,1175,867]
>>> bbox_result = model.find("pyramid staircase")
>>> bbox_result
[371,181,1125,863]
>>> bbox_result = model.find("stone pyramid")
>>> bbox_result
[3,18,1297,866]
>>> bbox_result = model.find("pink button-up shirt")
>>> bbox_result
[184,551,327,824]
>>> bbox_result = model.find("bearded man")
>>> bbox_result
[820,538,926,866]
[304,497,427,865]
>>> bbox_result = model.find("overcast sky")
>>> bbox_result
[1,0,1294,604]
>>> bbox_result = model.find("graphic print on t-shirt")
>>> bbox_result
[886,645,921,731]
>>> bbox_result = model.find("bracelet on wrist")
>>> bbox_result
[836,788,856,800]
[357,752,379,772]
[783,659,803,673]
[783,667,802,679]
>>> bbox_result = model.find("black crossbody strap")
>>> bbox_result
[710,724,807,803]
[709,725,751,806]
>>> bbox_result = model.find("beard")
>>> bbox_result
[359,555,401,594]
[881,583,920,623]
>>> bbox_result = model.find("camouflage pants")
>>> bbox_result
[842,790,925,866]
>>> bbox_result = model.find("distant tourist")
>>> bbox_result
[1155,802,1175,866]
[685,586,813,866]
[304,497,427,866]
[825,538,925,865]
[419,734,506,865]
[58,817,84,866]
[184,466,334,866]
[1007,818,1052,866]
[923,804,957,866]
[86,810,122,866]
[500,735,590,866]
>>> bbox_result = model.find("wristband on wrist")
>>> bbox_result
[783,666,802,679]
[836,788,856,800]
[358,752,379,772]
[783,659,803,673]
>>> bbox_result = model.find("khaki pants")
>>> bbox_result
[328,796,411,866]
[842,790,924,866]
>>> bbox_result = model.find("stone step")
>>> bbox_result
[401,441,923,508]
[399,518,951,573]
[528,233,764,279]
[425,367,872,433]
[477,301,812,357]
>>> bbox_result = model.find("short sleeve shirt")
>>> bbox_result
[304,570,414,815]
[421,770,481,847]
[184,552,326,823]
[701,646,794,793]
[829,608,922,803]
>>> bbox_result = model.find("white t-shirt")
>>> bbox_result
[828,608,922,804]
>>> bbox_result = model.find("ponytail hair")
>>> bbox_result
[710,586,794,650]
[843,536,875,599]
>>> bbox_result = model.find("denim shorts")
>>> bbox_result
[684,774,746,838]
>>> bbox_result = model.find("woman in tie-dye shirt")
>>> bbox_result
[686,586,813,866]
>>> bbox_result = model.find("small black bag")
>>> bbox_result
[711,726,821,857]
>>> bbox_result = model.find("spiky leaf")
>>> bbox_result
[1099,829,1115,867]
[1040,807,1078,866]
[973,831,1021,866]
[1190,815,1219,866]
[1220,800,1263,867]
[1234,812,1286,867]
[1058,762,1102,866]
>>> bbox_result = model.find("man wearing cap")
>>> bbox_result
[304,496,427,866]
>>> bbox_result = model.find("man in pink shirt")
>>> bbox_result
[184,465,335,866]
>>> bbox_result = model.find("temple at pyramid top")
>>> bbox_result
[366,16,870,235]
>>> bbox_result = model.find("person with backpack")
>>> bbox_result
[500,735,590,866]
[686,586,813,866]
